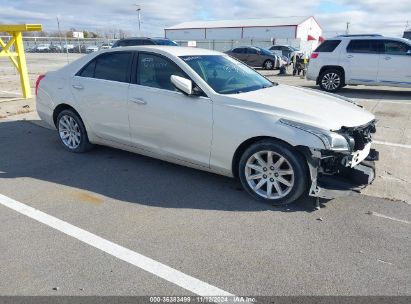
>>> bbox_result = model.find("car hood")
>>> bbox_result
[224,84,375,130]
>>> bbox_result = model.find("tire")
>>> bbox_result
[263,60,274,70]
[56,109,94,153]
[319,68,344,92]
[238,140,308,205]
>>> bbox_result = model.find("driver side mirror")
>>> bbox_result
[407,50,411,56]
[171,75,192,95]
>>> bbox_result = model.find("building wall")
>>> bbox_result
[296,17,322,54]
[206,27,242,40]
[242,26,296,40]
[166,25,297,41]
[165,28,205,40]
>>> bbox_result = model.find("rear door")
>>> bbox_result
[71,51,133,144]
[344,39,382,84]
[378,40,411,86]
[245,47,260,67]
[229,48,246,61]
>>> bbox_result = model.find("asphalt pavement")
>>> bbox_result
[0,119,410,296]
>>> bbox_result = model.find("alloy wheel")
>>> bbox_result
[245,150,294,199]
[58,115,81,149]
[321,72,341,91]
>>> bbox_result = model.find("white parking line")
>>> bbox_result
[0,90,21,96]
[374,141,411,149]
[367,211,410,224]
[0,193,234,296]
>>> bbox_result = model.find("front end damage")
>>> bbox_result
[300,120,379,200]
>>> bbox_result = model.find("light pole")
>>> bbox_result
[135,4,141,35]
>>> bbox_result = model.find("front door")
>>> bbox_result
[127,52,213,167]
[378,40,411,86]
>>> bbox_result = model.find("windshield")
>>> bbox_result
[180,55,274,94]
[153,39,178,46]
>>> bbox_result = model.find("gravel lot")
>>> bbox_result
[0,53,410,297]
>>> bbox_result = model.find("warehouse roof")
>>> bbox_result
[166,16,314,30]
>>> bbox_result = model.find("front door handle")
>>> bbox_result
[384,56,392,60]
[72,84,84,90]
[130,97,147,105]
[347,55,354,58]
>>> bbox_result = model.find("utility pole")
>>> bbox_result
[56,17,62,49]
[345,22,350,35]
[135,4,141,35]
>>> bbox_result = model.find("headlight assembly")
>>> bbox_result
[280,119,351,151]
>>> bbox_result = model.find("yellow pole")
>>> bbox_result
[0,24,42,99]
[13,31,31,98]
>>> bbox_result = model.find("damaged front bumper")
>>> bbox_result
[300,121,379,200]
[305,148,379,199]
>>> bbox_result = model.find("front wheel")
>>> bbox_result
[238,140,308,205]
[319,69,344,92]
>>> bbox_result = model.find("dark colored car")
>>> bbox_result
[225,46,280,69]
[112,37,178,48]
[269,45,302,60]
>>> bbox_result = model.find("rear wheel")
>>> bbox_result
[263,60,274,70]
[238,140,308,205]
[57,109,93,153]
[319,68,344,92]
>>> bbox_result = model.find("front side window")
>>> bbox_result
[137,53,186,91]
[246,48,258,54]
[180,55,274,94]
[383,40,410,55]
[92,52,132,82]
[346,40,381,54]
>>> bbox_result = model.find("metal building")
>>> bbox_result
[164,16,323,52]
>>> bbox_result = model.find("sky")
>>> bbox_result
[0,0,410,38]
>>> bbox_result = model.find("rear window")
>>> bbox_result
[314,40,341,52]
[346,40,381,54]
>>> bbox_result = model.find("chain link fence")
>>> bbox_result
[0,36,310,54]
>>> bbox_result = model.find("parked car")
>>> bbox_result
[36,46,378,205]
[269,45,303,60]
[86,45,99,53]
[112,37,178,47]
[63,44,75,52]
[100,43,113,50]
[307,34,411,92]
[49,44,62,53]
[34,44,51,52]
[225,46,281,69]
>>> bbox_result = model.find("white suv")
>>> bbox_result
[307,34,411,92]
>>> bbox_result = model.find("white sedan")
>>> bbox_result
[36,46,378,205]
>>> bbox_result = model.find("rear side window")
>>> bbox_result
[314,40,341,52]
[346,40,381,54]
[94,52,132,82]
[383,40,410,55]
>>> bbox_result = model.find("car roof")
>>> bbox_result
[118,37,171,41]
[328,35,410,43]
[101,45,222,56]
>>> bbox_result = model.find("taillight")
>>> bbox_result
[35,74,45,96]
[310,53,319,59]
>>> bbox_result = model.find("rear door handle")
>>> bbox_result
[130,97,147,105]
[384,56,392,60]
[347,55,354,58]
[72,84,84,90]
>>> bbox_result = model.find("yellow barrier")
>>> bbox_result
[0,24,42,98]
